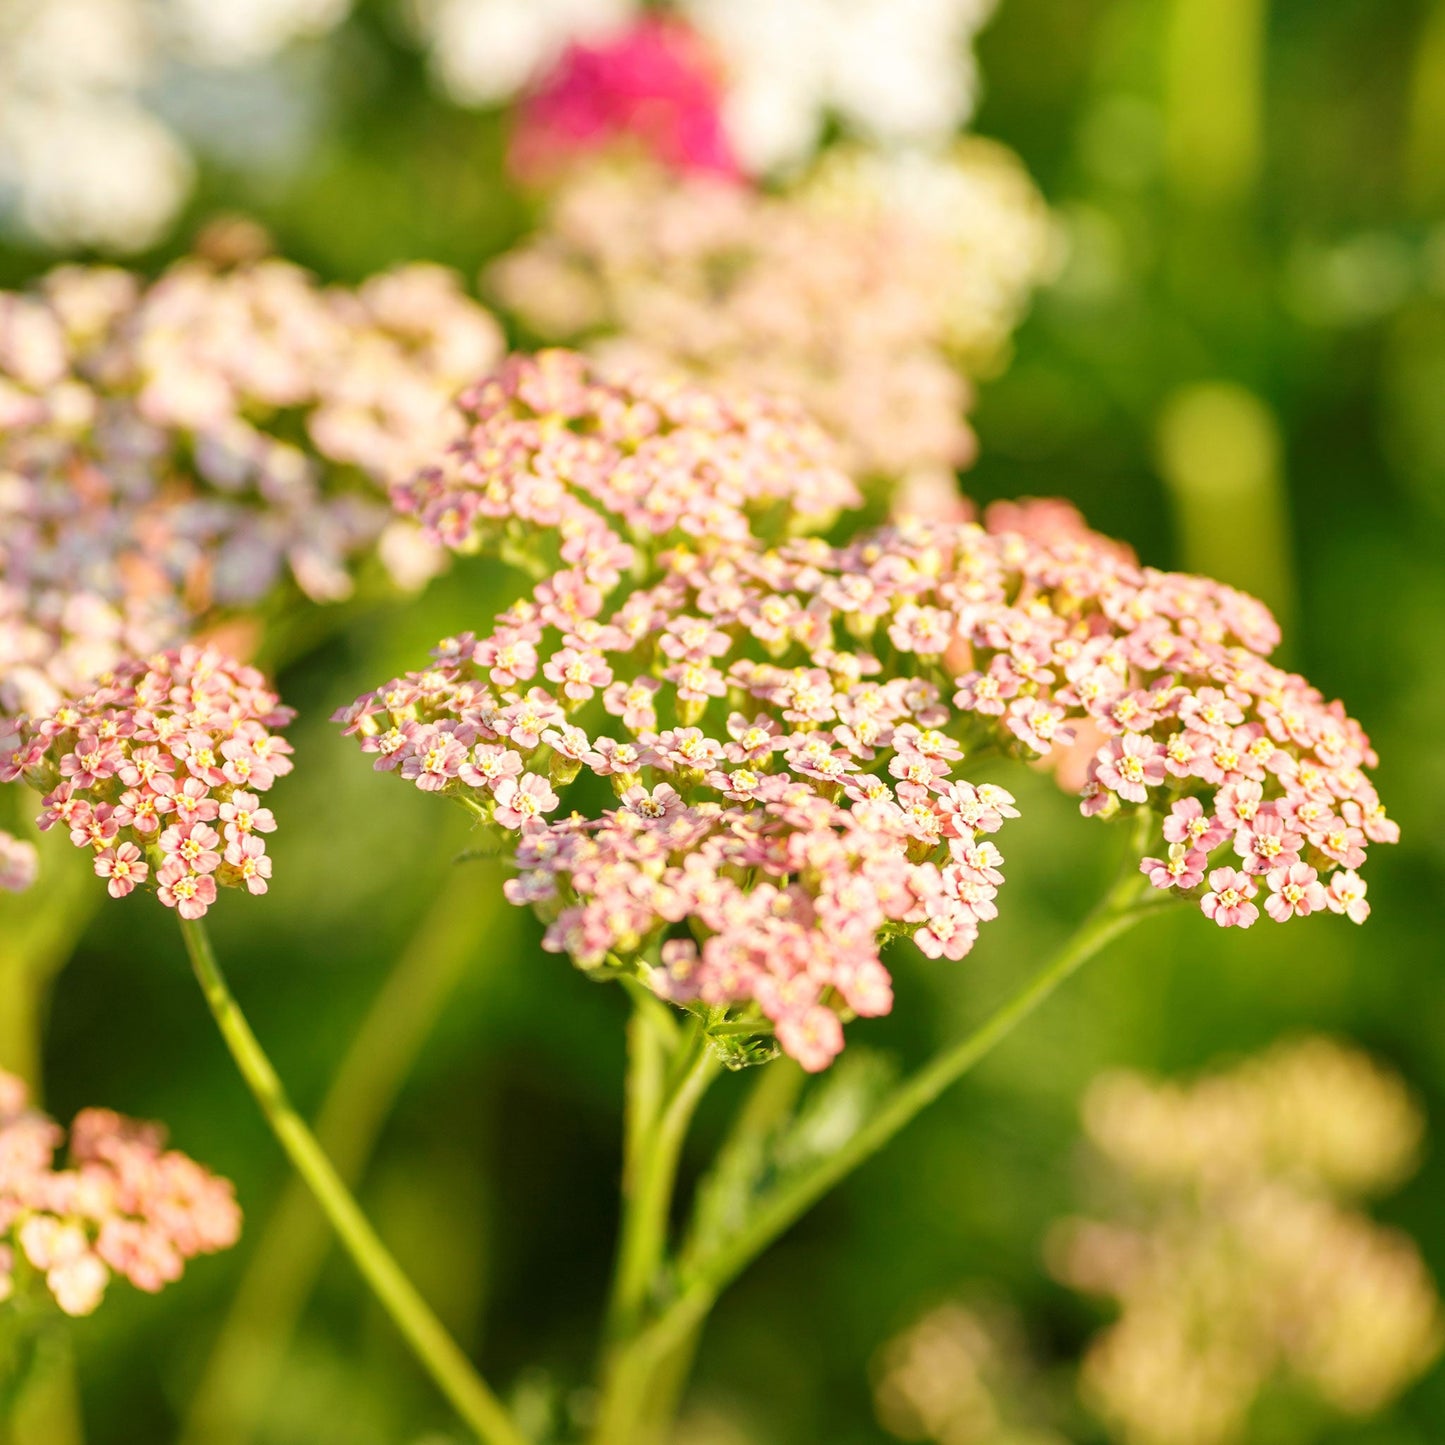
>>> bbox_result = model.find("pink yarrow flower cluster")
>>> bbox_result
[337,533,1027,1070]
[510,16,741,182]
[0,257,503,617]
[344,356,1394,1066]
[6,645,293,919]
[0,1070,239,1317]
[391,349,858,570]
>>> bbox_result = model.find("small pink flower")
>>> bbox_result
[156,863,218,920]
[223,836,273,896]
[159,821,222,874]
[1201,868,1259,928]
[621,783,684,820]
[1325,868,1370,924]
[400,724,469,792]
[1265,862,1327,921]
[543,646,613,703]
[914,911,980,961]
[774,1006,845,1074]
[1233,810,1302,876]
[170,778,220,823]
[1093,735,1167,804]
[218,792,277,842]
[219,738,275,791]
[1162,796,1229,851]
[1140,844,1207,891]
[94,843,148,899]
[493,773,559,829]
[458,744,524,791]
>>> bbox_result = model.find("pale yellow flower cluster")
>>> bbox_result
[1052,1037,1442,1445]
[872,1301,1068,1445]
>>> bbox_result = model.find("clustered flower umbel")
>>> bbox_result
[1051,1039,1442,1444]
[1,257,499,890]
[486,145,1053,494]
[341,352,1395,1071]
[0,255,503,626]
[4,646,294,920]
[0,1070,239,1317]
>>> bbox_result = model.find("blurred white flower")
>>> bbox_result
[0,95,193,252]
[681,0,998,173]
[163,0,352,68]
[0,0,350,252]
[409,0,637,107]
[0,0,152,91]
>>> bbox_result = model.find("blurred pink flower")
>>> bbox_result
[511,17,741,182]
[0,1072,239,1315]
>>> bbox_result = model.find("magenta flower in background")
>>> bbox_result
[510,16,741,182]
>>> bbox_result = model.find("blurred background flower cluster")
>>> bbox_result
[2,0,1443,1442]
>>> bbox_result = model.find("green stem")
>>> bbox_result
[0,840,97,1090]
[625,1060,809,1439]
[178,915,529,1445]
[180,866,504,1445]
[591,1006,720,1445]
[615,867,1161,1398]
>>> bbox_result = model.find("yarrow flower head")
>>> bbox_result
[0,1070,239,1317]
[510,15,741,182]
[8,645,293,920]
[344,362,1395,1071]
[0,255,503,617]
[391,348,859,574]
[1,257,502,892]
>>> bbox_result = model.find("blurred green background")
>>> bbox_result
[5,0,1445,1441]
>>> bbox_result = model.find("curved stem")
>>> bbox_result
[180,865,505,1445]
[619,869,1161,1395]
[178,915,529,1445]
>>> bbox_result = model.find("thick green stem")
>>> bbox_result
[591,1005,720,1445]
[0,841,97,1090]
[613,868,1162,1402]
[180,866,504,1445]
[178,915,528,1445]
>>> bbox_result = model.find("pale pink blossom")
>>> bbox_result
[13,647,290,920]
[1326,869,1371,924]
[0,1072,238,1316]
[1201,868,1260,929]
[94,843,148,899]
[1093,736,1167,805]
[493,774,560,829]
[1265,863,1328,922]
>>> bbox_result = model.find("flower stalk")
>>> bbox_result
[591,995,720,1445]
[590,851,1166,1441]
[178,915,529,1445]
[180,863,507,1445]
